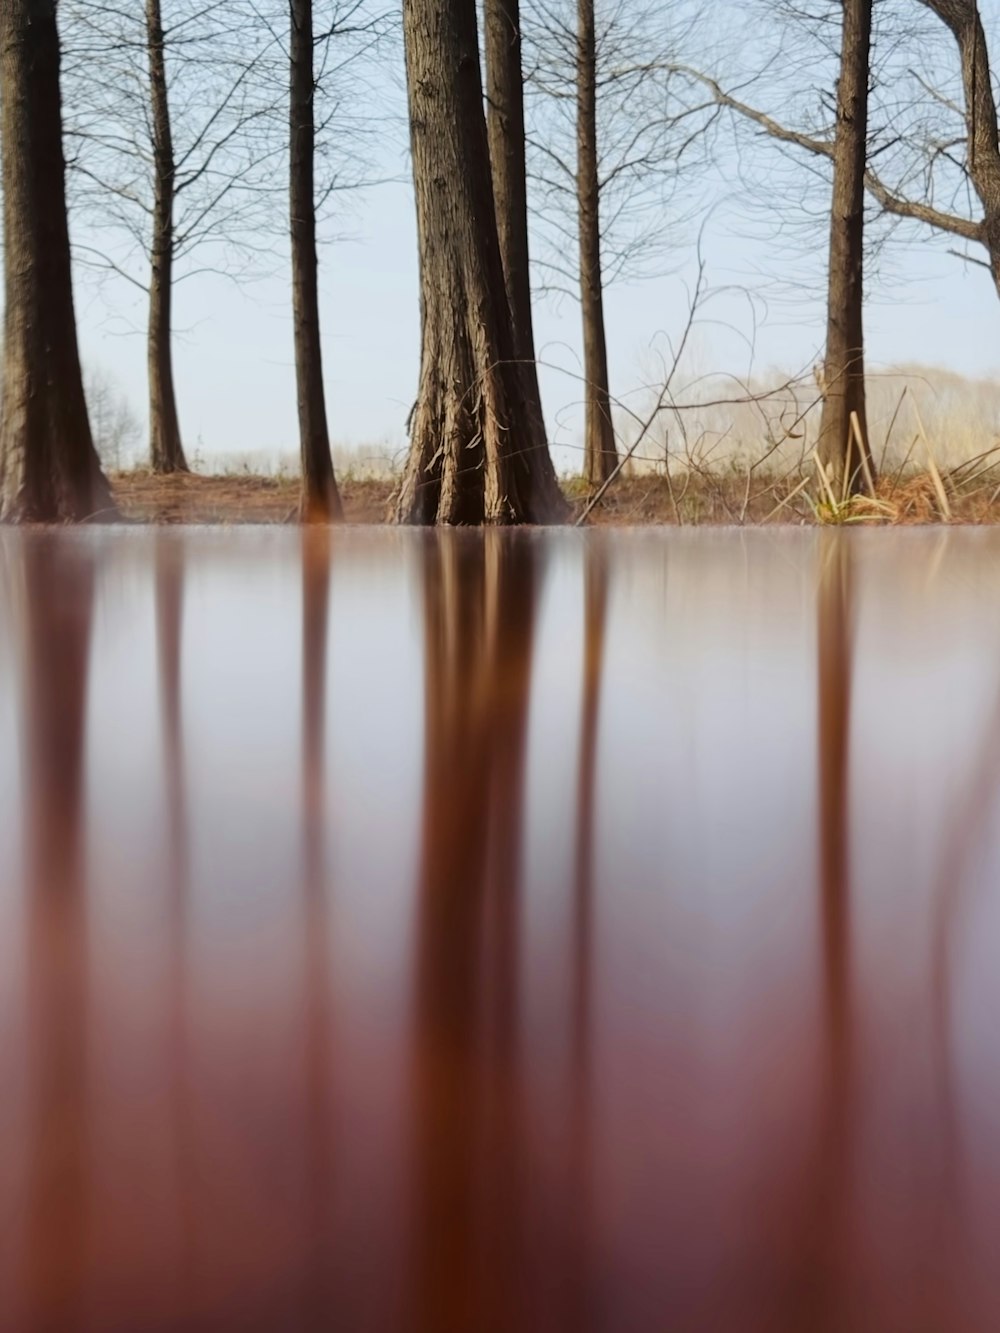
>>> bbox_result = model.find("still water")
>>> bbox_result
[0,526,999,1332]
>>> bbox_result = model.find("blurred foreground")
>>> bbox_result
[0,528,999,1331]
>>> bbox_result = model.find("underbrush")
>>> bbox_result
[111,454,1000,526]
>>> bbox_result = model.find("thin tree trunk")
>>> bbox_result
[576,0,617,488]
[395,0,567,524]
[291,0,343,523]
[0,0,115,522]
[484,0,561,499]
[918,0,1000,298]
[146,0,189,475]
[817,0,876,493]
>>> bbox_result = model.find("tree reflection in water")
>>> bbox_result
[0,529,998,1331]
[408,531,544,1333]
[19,539,95,1333]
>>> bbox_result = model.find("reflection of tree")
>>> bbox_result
[156,536,186,878]
[154,534,196,1295]
[299,526,336,1322]
[817,536,853,1160]
[566,538,609,1331]
[915,571,1000,1321]
[19,539,95,1332]
[408,531,544,1333]
[779,534,856,1332]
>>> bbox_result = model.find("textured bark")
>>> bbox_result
[577,0,617,488]
[146,0,189,474]
[291,0,343,523]
[0,0,115,522]
[395,0,567,524]
[484,0,558,484]
[918,0,1000,298]
[817,0,876,493]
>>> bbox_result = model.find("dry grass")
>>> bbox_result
[113,471,392,524]
[111,461,1000,526]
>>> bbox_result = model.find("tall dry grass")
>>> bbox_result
[622,362,1000,479]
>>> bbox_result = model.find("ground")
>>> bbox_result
[110,465,1000,525]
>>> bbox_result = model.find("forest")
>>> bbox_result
[2,0,1000,524]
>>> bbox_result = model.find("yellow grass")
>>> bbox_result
[111,463,1000,526]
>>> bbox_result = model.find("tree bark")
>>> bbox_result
[817,0,876,493]
[395,0,567,524]
[577,0,617,488]
[0,0,115,522]
[290,0,343,523]
[918,0,1000,298]
[484,0,558,482]
[146,0,189,475]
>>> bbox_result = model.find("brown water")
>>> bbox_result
[1,526,999,1332]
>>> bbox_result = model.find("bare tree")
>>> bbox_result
[0,0,115,522]
[916,0,1000,296]
[146,0,187,472]
[673,1,1000,305]
[817,0,876,489]
[291,0,343,521]
[484,0,550,455]
[394,0,566,524]
[85,366,143,473]
[524,0,699,485]
[575,0,616,483]
[60,0,277,473]
[222,0,394,517]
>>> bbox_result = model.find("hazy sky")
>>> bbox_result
[64,0,1000,474]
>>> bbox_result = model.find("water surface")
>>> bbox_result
[1,526,999,1332]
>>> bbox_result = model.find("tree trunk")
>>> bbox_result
[146,0,189,475]
[918,0,1000,298]
[0,0,115,522]
[817,0,876,494]
[577,0,617,489]
[484,0,560,497]
[290,0,343,523]
[395,0,567,524]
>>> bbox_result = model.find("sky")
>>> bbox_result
[64,0,1000,475]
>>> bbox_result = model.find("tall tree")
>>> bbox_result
[525,0,686,487]
[483,0,548,442]
[145,0,188,474]
[61,0,274,474]
[395,0,566,524]
[817,0,876,490]
[575,0,616,486]
[916,0,1000,297]
[676,2,1000,322]
[0,0,115,522]
[291,0,344,521]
